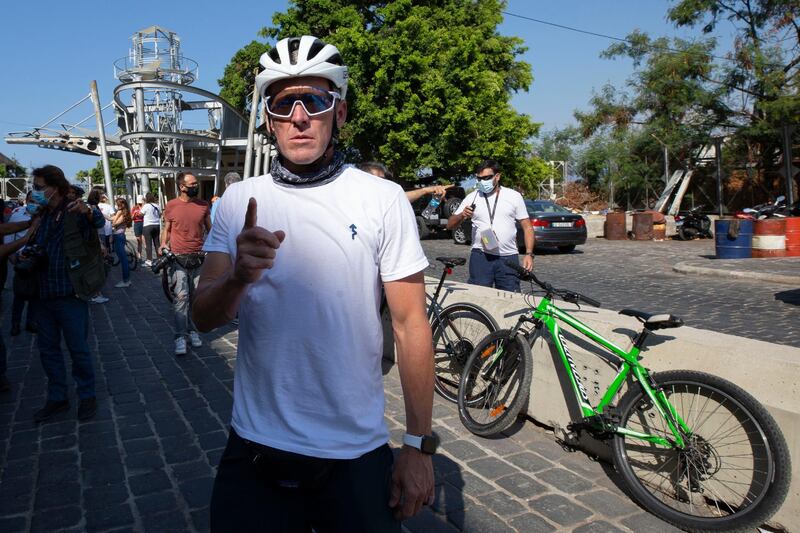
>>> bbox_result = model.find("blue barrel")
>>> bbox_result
[715,219,753,258]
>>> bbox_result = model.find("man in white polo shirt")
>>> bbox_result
[447,159,534,291]
[192,36,435,531]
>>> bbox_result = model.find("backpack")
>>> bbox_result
[63,212,107,301]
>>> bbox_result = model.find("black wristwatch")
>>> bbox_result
[403,433,439,454]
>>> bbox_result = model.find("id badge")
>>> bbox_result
[480,228,499,251]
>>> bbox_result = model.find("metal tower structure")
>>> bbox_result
[6,26,250,203]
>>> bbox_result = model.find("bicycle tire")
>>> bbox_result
[611,370,791,532]
[431,303,498,403]
[457,329,532,437]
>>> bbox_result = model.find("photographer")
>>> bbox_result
[25,165,106,422]
[0,214,39,392]
[160,172,211,356]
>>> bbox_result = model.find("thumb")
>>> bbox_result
[388,474,402,508]
[273,230,286,243]
[243,198,257,230]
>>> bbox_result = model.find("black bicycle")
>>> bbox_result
[428,257,499,403]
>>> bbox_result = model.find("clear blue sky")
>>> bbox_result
[0,1,734,179]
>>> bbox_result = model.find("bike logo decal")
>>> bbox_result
[349,224,358,240]
[558,332,590,404]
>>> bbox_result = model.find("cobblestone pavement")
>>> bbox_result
[421,236,800,349]
[0,237,787,532]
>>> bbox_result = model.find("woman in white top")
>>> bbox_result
[140,192,162,267]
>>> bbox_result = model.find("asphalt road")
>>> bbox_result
[420,235,800,349]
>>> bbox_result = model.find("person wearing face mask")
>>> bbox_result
[447,159,534,292]
[161,172,211,356]
[5,192,38,337]
[23,165,106,421]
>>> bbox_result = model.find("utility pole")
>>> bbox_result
[781,125,796,206]
[90,81,115,203]
[714,137,724,217]
[650,132,669,185]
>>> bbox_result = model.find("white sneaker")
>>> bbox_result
[189,331,202,348]
[174,337,187,356]
[143,260,152,267]
[115,280,131,288]
[90,295,109,304]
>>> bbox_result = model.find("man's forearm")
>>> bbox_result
[192,271,249,332]
[524,227,534,254]
[0,235,30,259]
[446,213,464,231]
[0,220,31,236]
[393,315,434,435]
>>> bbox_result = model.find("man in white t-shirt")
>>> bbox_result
[447,159,534,292]
[192,36,435,532]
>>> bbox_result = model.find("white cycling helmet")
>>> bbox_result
[256,36,349,100]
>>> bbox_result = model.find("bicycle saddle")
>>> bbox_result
[619,309,684,330]
[436,256,466,267]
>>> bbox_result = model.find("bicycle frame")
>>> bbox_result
[520,296,692,449]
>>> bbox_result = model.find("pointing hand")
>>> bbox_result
[233,198,285,284]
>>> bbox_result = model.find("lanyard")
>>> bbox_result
[482,187,501,226]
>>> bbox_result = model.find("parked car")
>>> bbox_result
[410,185,466,239]
[453,199,587,253]
[517,200,587,252]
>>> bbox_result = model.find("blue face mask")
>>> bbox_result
[31,189,51,206]
[25,203,41,216]
[478,178,496,194]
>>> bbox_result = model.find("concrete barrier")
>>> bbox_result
[416,278,799,530]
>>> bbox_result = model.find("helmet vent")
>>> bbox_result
[288,38,301,64]
[307,40,325,60]
[268,47,281,64]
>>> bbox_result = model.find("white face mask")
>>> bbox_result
[478,177,496,194]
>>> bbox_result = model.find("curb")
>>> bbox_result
[673,261,800,285]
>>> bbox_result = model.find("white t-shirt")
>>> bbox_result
[455,186,529,256]
[3,206,30,244]
[141,203,161,226]
[203,166,428,459]
[98,202,114,236]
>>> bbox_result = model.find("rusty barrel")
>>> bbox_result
[605,212,627,240]
[632,212,653,240]
[751,219,786,258]
[785,217,800,257]
[652,223,666,241]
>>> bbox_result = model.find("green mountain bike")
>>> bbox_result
[457,261,791,532]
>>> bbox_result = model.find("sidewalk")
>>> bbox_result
[0,265,681,532]
[674,256,800,285]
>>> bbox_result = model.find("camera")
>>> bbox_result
[151,248,176,274]
[14,244,47,275]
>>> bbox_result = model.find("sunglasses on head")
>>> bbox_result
[265,88,340,119]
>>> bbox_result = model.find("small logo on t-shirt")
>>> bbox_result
[349,224,358,240]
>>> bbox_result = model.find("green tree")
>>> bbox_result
[77,159,126,188]
[218,40,271,113]
[219,0,541,188]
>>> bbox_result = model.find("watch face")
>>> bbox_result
[420,434,439,454]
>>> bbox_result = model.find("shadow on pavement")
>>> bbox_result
[775,288,800,306]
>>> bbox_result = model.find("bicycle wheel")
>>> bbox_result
[611,370,791,532]
[457,329,532,437]
[431,303,498,403]
[126,241,138,271]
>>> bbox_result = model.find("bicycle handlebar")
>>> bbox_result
[505,260,601,308]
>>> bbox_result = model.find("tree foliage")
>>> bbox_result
[218,0,546,189]
[571,0,798,208]
[218,40,271,112]
[76,159,126,187]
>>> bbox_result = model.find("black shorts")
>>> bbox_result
[210,429,400,533]
[133,221,144,237]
